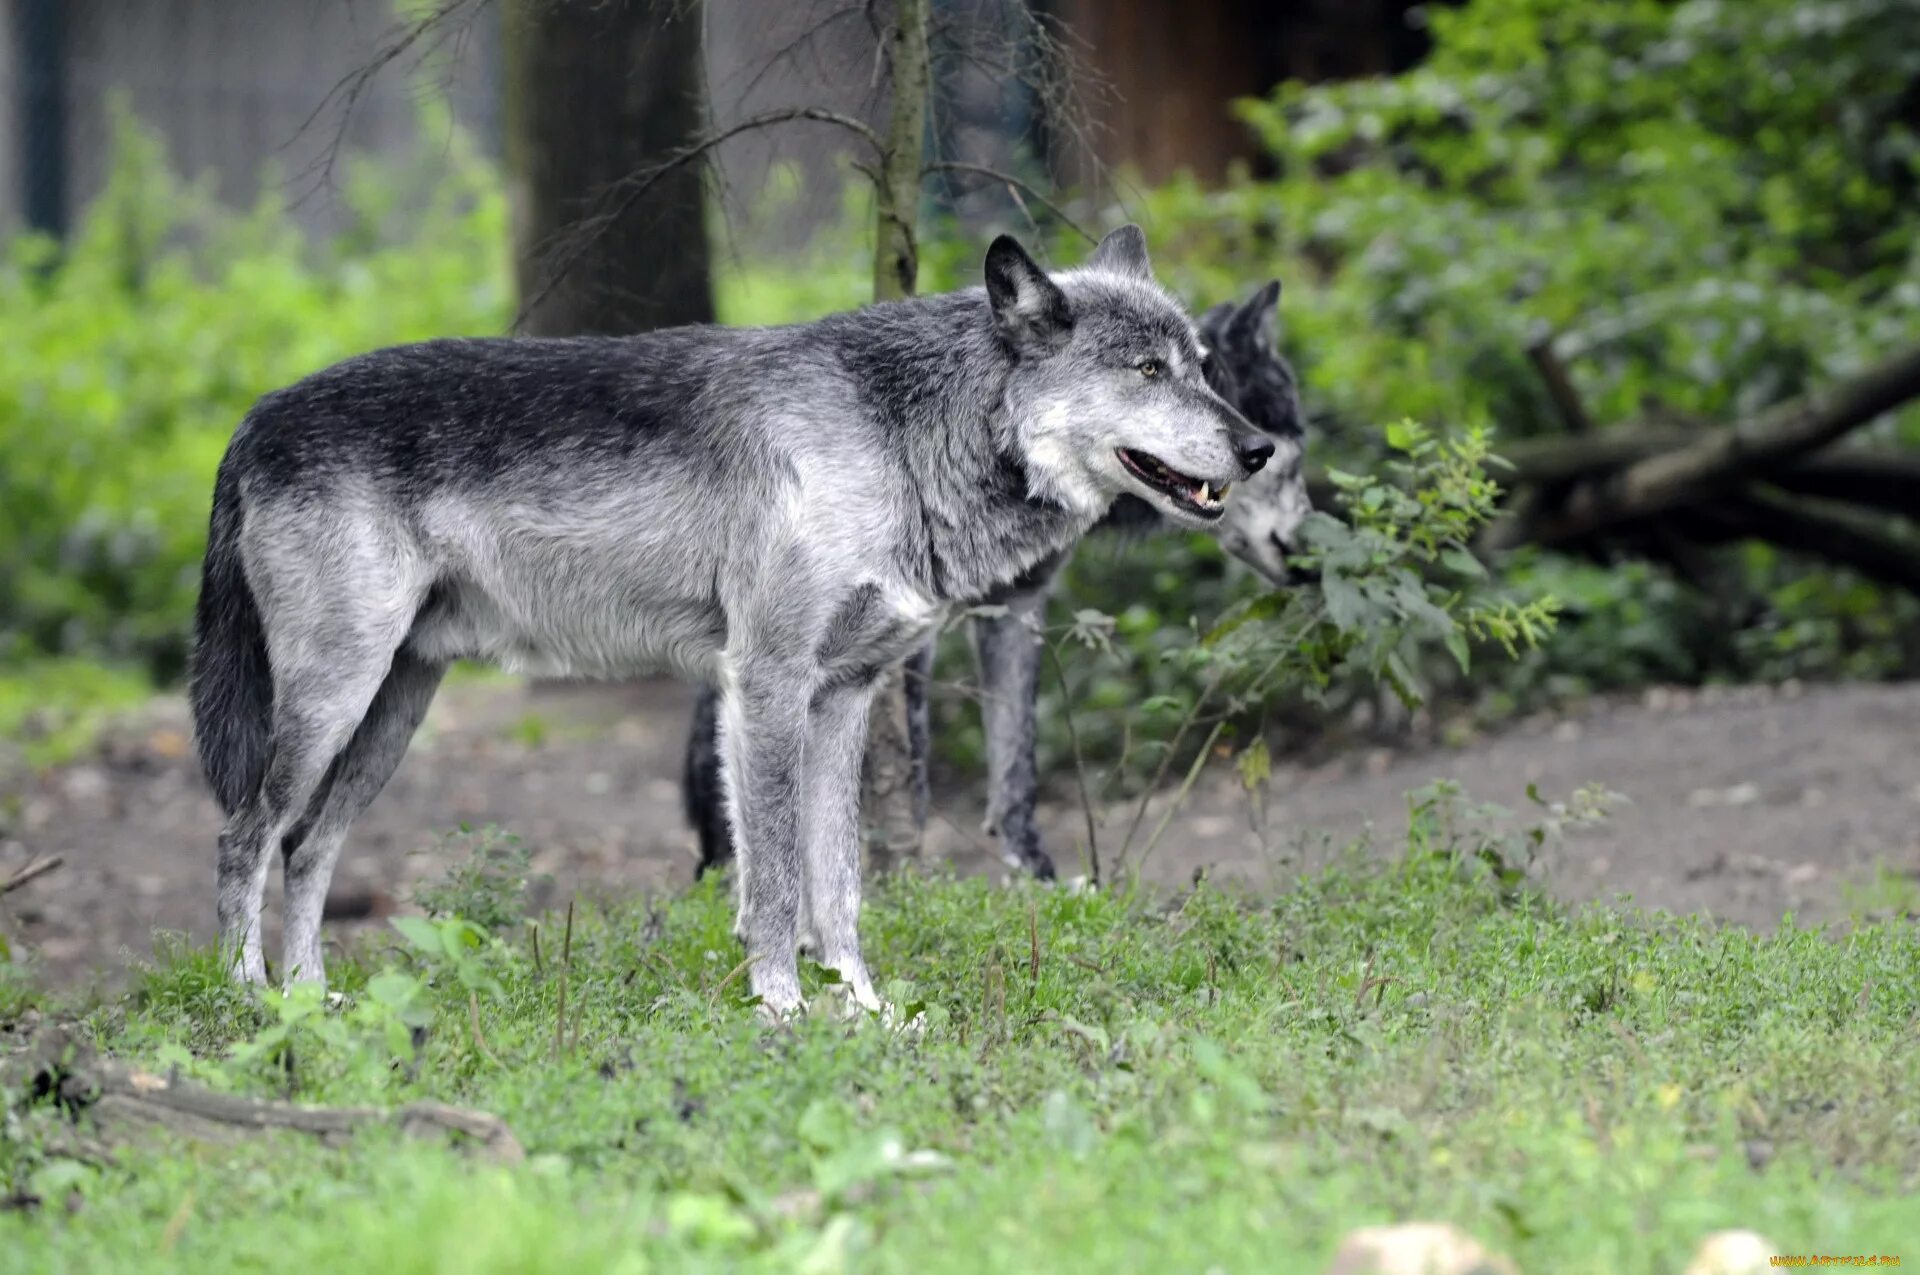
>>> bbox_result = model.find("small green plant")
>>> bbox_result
[412,826,538,934]
[389,915,506,1002]
[1055,419,1561,876]
[1403,777,1620,903]
[224,973,431,1095]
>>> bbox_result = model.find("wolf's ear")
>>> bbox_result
[1232,279,1282,348]
[1198,299,1236,348]
[985,235,1073,353]
[1087,224,1152,280]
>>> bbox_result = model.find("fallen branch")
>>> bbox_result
[1521,343,1920,545]
[1526,334,1595,435]
[1767,450,1920,521]
[1692,486,1920,596]
[1,856,63,896]
[5,1024,521,1164]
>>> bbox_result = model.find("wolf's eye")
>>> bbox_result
[1137,359,1164,379]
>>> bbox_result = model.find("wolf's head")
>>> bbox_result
[987,227,1274,531]
[1199,282,1312,585]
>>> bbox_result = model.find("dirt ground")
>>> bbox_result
[4,676,1918,991]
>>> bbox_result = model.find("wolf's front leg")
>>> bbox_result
[801,680,883,1015]
[717,664,810,1018]
[971,585,1057,879]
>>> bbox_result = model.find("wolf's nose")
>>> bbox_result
[1235,433,1274,473]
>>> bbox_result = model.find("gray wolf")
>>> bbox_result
[683,280,1311,880]
[190,226,1275,1019]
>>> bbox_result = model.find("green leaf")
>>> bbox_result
[1321,573,1371,632]
[1444,631,1472,674]
[390,915,444,955]
[1202,592,1287,646]
[366,970,422,1009]
[1441,546,1488,579]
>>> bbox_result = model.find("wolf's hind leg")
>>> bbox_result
[217,651,396,986]
[717,660,810,1017]
[971,585,1057,879]
[279,649,447,986]
[903,641,934,831]
[684,685,734,877]
[801,680,881,1014]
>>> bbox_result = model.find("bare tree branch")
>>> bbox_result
[284,0,491,205]
[516,106,884,329]
[921,161,1098,244]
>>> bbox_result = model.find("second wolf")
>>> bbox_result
[684,281,1312,879]
[191,226,1282,1019]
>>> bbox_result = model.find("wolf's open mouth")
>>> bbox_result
[1116,448,1229,519]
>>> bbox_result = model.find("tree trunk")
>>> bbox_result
[862,0,932,872]
[504,0,713,337]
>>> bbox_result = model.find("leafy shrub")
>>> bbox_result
[0,108,511,677]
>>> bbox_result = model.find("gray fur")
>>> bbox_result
[685,279,1311,880]
[191,227,1268,1017]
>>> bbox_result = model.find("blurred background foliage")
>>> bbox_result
[4,0,1920,780]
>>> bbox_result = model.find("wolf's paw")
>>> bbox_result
[815,984,924,1036]
[754,996,808,1030]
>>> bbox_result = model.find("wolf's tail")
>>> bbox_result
[190,462,273,815]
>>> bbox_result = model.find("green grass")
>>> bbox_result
[3,824,1918,1272]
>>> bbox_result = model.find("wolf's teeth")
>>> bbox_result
[1197,482,1211,503]
[1217,483,1231,500]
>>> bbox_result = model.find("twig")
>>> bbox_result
[1,856,63,896]
[1117,666,1232,870]
[1043,642,1102,886]
[1028,900,1041,987]
[1137,720,1228,871]
[467,993,504,1070]
[517,106,884,328]
[552,900,574,1063]
[708,954,758,1009]
[921,161,1099,245]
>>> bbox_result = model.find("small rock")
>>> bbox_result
[62,766,109,803]
[1683,1230,1776,1275]
[1553,720,1582,743]
[1784,863,1818,886]
[1325,1223,1517,1275]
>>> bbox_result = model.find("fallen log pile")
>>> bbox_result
[1311,341,1920,593]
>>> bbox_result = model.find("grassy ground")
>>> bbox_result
[2,803,1917,1273]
